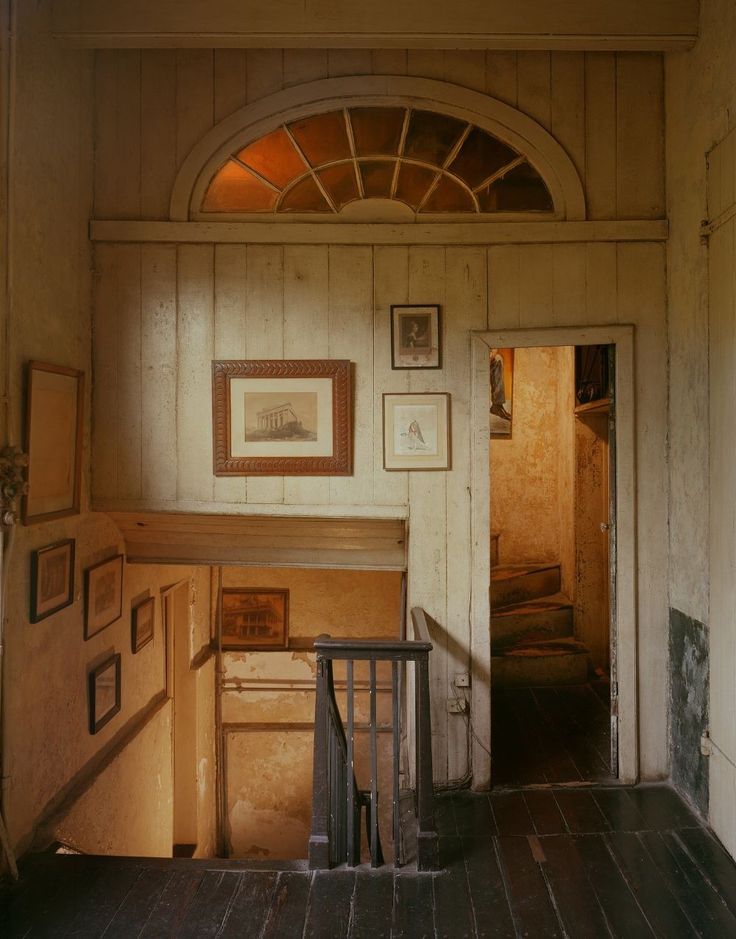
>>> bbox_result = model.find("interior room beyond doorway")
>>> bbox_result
[490,343,614,786]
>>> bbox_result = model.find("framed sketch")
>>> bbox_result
[23,361,84,525]
[220,588,289,651]
[212,360,352,476]
[131,596,155,653]
[84,554,124,640]
[490,348,514,439]
[88,653,121,734]
[391,305,441,369]
[383,393,451,471]
[30,539,75,623]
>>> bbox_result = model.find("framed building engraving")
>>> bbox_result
[220,588,289,651]
[212,359,352,476]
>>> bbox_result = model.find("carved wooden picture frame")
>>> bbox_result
[212,360,352,476]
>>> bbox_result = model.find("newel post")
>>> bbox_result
[415,651,439,871]
[308,652,331,869]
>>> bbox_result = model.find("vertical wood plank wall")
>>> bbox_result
[92,49,664,222]
[91,48,668,784]
[707,129,736,859]
[93,242,669,783]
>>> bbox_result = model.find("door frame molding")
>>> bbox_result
[470,324,637,786]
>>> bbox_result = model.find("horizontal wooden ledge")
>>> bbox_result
[90,219,669,246]
[94,500,409,519]
[57,33,696,51]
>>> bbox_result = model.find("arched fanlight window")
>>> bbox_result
[201,107,553,216]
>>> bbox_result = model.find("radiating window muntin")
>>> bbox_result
[201,107,554,216]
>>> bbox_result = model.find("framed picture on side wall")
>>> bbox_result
[88,653,121,734]
[30,539,75,623]
[84,554,124,640]
[131,596,155,653]
[23,361,84,525]
[220,588,289,651]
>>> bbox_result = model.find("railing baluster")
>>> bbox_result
[391,660,401,866]
[346,660,357,865]
[369,658,379,867]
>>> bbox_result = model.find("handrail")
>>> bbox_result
[308,607,439,872]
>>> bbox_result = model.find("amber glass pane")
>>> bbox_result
[202,161,278,212]
[449,128,518,189]
[394,162,437,210]
[479,161,554,212]
[318,163,359,210]
[288,111,351,166]
[359,160,396,199]
[420,173,476,213]
[350,107,405,156]
[236,128,306,188]
[404,110,466,166]
[279,175,332,212]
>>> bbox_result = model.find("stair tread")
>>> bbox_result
[494,637,590,658]
[490,563,560,582]
[491,591,572,617]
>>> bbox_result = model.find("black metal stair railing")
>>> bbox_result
[308,607,439,872]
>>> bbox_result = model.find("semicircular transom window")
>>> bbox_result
[201,107,554,216]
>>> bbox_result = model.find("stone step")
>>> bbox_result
[490,563,561,608]
[492,637,590,687]
[491,592,574,651]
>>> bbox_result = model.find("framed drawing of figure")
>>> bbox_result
[391,305,441,369]
[489,348,514,439]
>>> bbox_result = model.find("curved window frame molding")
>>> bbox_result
[170,76,587,223]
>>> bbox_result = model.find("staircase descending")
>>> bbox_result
[491,563,591,686]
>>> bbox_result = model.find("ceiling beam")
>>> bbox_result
[52,0,699,51]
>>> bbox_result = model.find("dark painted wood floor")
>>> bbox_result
[492,682,612,785]
[4,785,736,937]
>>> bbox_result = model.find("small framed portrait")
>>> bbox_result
[390,305,441,369]
[220,588,289,651]
[383,393,451,471]
[131,596,155,654]
[88,653,121,735]
[23,361,84,525]
[489,347,514,439]
[30,539,75,623]
[84,554,124,640]
[212,359,352,476]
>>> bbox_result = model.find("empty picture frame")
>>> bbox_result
[88,653,121,734]
[383,393,451,471]
[30,539,75,623]
[131,596,155,654]
[220,588,289,651]
[84,554,124,640]
[23,361,84,525]
[391,304,441,369]
[212,359,352,476]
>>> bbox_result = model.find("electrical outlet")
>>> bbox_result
[454,672,470,688]
[447,697,468,713]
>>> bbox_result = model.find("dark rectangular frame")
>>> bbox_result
[212,359,352,476]
[220,587,289,651]
[30,538,75,623]
[23,361,85,525]
[88,653,121,735]
[84,554,124,640]
[390,304,441,370]
[131,596,155,654]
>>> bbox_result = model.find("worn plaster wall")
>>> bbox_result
[490,346,575,596]
[666,0,736,848]
[220,567,400,859]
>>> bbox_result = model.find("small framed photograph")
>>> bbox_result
[84,554,124,640]
[383,393,451,471]
[220,588,289,651]
[88,653,121,734]
[131,596,155,654]
[490,347,514,439]
[30,539,75,623]
[391,305,441,369]
[212,359,352,476]
[23,361,84,525]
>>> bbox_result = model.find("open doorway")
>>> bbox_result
[489,343,616,785]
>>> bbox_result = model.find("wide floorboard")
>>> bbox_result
[3,785,736,938]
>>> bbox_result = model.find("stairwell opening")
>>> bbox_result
[489,343,616,785]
